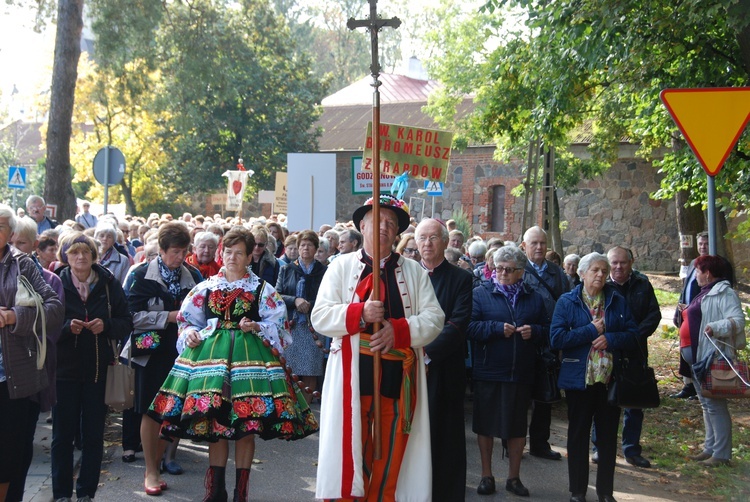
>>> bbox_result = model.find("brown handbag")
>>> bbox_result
[102,284,135,411]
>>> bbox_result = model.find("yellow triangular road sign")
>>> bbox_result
[660,87,750,176]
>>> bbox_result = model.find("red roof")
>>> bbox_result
[322,74,440,106]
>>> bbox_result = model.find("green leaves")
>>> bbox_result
[426,0,750,237]
[80,0,325,210]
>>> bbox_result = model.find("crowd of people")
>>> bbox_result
[0,193,746,502]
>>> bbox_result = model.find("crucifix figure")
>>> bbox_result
[347,0,400,462]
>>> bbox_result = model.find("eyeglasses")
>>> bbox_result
[416,235,440,243]
[496,266,523,274]
[255,242,266,248]
[403,248,418,254]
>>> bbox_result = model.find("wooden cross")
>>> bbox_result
[347,0,400,461]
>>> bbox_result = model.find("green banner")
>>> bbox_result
[362,122,453,182]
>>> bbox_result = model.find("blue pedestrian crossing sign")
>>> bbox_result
[423,180,443,196]
[8,166,27,189]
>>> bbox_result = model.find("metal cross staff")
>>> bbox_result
[347,0,401,461]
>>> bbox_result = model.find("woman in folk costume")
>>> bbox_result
[148,227,318,502]
[311,195,444,502]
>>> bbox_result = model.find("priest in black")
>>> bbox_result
[416,218,473,501]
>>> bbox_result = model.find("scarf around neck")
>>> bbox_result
[157,255,182,299]
[492,271,524,309]
[72,268,97,302]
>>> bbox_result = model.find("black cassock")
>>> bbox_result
[424,259,473,501]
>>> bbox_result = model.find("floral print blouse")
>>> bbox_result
[176,268,291,355]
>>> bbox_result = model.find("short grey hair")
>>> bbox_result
[493,244,527,269]
[94,222,117,240]
[25,195,45,209]
[523,225,547,243]
[194,231,219,248]
[415,218,449,243]
[468,240,487,260]
[318,237,330,252]
[14,217,39,242]
[564,253,581,265]
[0,204,18,231]
[578,252,609,275]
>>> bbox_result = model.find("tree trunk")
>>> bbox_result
[45,0,84,222]
[120,178,137,216]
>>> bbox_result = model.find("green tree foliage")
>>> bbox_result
[426,0,750,229]
[70,55,170,215]
[87,0,326,201]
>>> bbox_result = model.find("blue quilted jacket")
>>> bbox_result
[550,283,639,391]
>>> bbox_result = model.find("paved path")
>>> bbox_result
[22,398,701,502]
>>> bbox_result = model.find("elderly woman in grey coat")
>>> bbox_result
[0,204,64,502]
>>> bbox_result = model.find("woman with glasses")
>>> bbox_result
[249,226,280,285]
[396,233,420,262]
[468,244,549,497]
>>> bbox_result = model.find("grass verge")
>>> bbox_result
[643,321,750,500]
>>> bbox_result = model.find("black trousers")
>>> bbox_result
[0,382,31,485]
[566,384,621,497]
[6,399,41,501]
[529,400,552,450]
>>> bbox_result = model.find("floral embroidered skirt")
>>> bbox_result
[148,328,319,442]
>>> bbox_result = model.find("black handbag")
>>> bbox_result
[532,347,562,403]
[607,355,660,409]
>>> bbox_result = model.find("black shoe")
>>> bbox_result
[671,384,697,399]
[122,452,136,463]
[506,478,529,497]
[625,455,651,468]
[592,451,599,464]
[530,447,562,460]
[598,495,617,502]
[477,476,496,495]
[570,494,587,502]
[688,394,699,400]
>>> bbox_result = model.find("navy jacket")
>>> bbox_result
[468,281,549,383]
[550,283,639,390]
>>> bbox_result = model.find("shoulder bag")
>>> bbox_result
[532,346,562,403]
[700,332,750,399]
[607,343,661,409]
[15,258,47,370]
[103,284,135,410]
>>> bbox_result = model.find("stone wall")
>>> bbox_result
[330,145,749,280]
[558,156,679,272]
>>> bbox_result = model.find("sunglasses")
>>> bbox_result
[255,242,266,248]
[403,248,418,254]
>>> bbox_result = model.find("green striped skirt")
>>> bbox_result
[148,328,318,442]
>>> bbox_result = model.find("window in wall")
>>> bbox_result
[490,185,505,232]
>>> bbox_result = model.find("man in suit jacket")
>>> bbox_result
[521,226,569,461]
[416,218,473,501]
